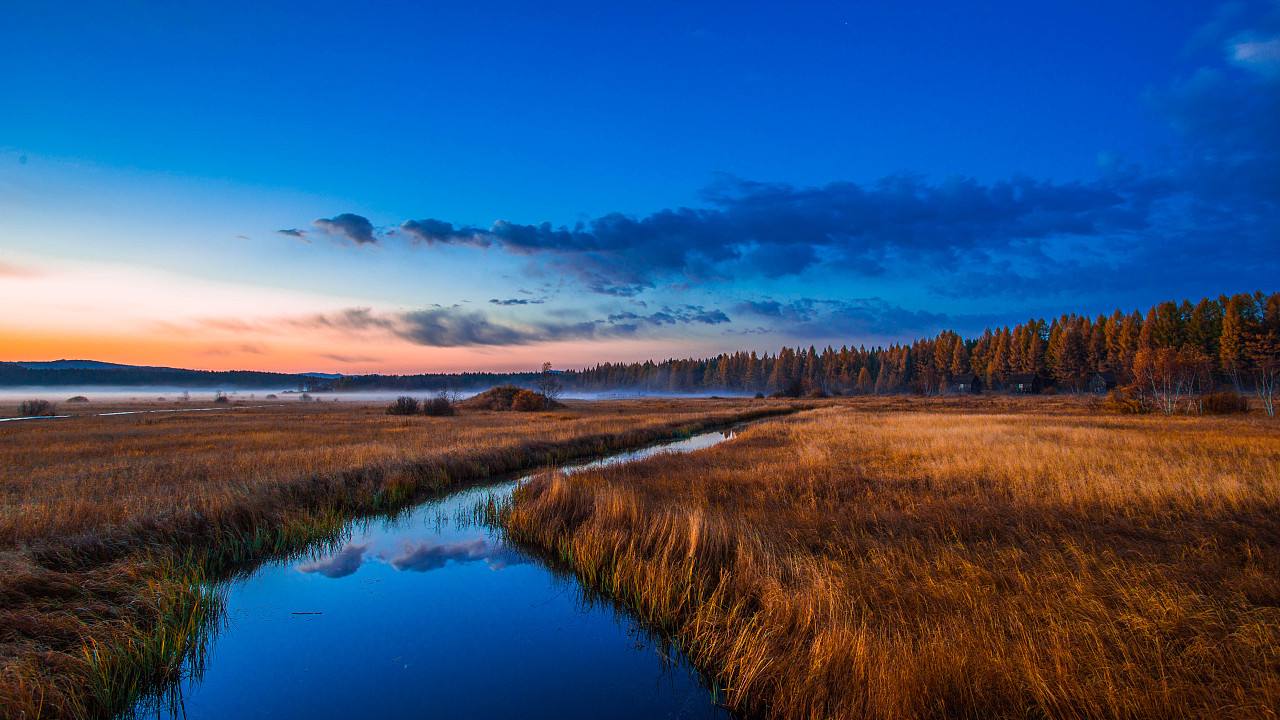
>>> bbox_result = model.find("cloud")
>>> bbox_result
[489,297,546,306]
[280,303,732,347]
[392,172,1153,297]
[608,305,730,326]
[1231,35,1280,74]
[734,297,951,338]
[313,213,377,245]
[318,7,1275,304]
[320,353,380,363]
[387,538,527,573]
[277,228,307,240]
[297,543,369,578]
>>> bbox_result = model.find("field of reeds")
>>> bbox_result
[0,398,794,719]
[502,401,1280,719]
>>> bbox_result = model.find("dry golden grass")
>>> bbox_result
[504,402,1280,719]
[0,398,789,546]
[0,398,792,719]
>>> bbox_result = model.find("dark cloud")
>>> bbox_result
[387,538,528,573]
[313,213,377,245]
[489,297,546,306]
[297,543,369,578]
[394,173,1151,296]
[276,228,307,239]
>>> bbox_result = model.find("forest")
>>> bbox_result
[568,291,1280,414]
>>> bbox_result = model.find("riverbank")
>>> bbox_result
[502,404,1280,719]
[0,399,801,719]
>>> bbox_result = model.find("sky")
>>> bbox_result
[1,1,1276,373]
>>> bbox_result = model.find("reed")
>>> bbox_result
[503,403,1280,719]
[0,398,797,719]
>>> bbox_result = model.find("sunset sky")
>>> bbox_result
[2,1,1276,373]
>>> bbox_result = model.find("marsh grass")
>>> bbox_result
[0,399,797,719]
[502,404,1280,719]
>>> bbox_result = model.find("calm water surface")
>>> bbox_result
[136,431,738,719]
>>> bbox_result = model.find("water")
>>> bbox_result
[138,430,739,719]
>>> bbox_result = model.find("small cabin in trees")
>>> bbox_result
[1008,372,1041,394]
[1087,371,1117,394]
[952,373,982,394]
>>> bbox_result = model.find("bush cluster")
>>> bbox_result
[386,396,420,415]
[461,385,564,411]
[423,396,456,416]
[511,389,549,411]
[19,400,55,416]
[1201,391,1249,414]
[387,395,457,416]
[1100,388,1153,415]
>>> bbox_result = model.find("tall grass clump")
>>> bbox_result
[503,405,1280,719]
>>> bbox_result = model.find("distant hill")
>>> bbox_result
[0,359,552,393]
[14,359,184,372]
[0,361,330,390]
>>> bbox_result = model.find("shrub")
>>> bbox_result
[19,400,55,416]
[386,396,420,415]
[461,385,564,411]
[1202,391,1249,414]
[265,394,279,399]
[422,396,455,416]
[754,392,765,399]
[512,389,549,411]
[213,394,230,404]
[65,396,90,403]
[1101,387,1152,415]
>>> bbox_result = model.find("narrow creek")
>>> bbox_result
[129,428,740,719]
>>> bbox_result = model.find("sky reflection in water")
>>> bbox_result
[147,431,736,719]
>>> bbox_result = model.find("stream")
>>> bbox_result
[129,429,740,719]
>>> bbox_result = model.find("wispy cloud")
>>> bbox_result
[320,352,380,363]
[734,297,953,338]
[194,303,735,348]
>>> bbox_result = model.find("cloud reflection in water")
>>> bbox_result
[296,542,370,578]
[295,538,528,578]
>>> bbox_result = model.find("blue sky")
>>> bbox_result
[1,1,1276,372]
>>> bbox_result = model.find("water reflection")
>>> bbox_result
[387,538,529,572]
[296,542,369,578]
[130,428,742,720]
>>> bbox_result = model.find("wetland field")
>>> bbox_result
[2,395,1277,719]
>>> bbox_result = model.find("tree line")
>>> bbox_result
[566,291,1280,415]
